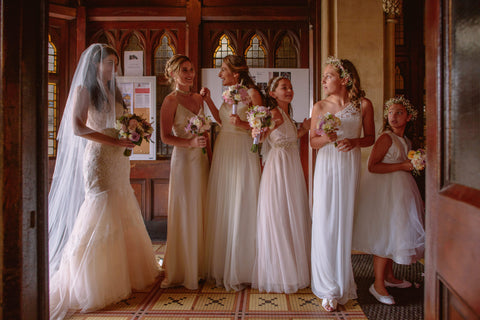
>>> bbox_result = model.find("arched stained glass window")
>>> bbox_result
[48,34,57,73]
[275,35,297,68]
[213,34,235,68]
[245,34,266,68]
[154,34,175,76]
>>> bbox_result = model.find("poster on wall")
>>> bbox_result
[123,51,144,76]
[117,76,156,160]
[201,68,310,122]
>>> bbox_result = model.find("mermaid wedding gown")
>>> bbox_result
[49,101,160,319]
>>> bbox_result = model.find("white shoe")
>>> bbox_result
[384,279,412,288]
[321,298,337,312]
[369,284,395,305]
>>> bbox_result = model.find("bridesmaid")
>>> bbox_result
[201,55,263,291]
[160,54,209,290]
[310,57,375,311]
[252,76,311,293]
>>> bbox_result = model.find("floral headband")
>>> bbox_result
[384,96,418,120]
[325,56,353,87]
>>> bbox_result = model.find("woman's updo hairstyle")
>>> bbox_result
[164,54,192,89]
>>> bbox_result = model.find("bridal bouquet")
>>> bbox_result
[116,113,154,156]
[185,114,212,154]
[222,83,251,115]
[246,105,275,153]
[407,148,426,176]
[316,112,342,146]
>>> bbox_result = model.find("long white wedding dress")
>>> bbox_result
[253,107,311,293]
[49,100,160,319]
[204,101,261,291]
[311,102,361,305]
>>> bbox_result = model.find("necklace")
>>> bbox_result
[175,88,191,95]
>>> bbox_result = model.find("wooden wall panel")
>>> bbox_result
[152,179,170,219]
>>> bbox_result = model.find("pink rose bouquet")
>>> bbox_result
[185,114,212,154]
[407,148,426,176]
[246,105,275,153]
[116,113,154,156]
[222,83,251,115]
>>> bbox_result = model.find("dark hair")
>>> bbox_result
[222,55,265,104]
[85,44,123,110]
[265,76,292,116]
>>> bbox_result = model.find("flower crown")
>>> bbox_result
[325,56,353,87]
[383,96,418,120]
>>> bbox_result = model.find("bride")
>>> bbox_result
[48,43,159,319]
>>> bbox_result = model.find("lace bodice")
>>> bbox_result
[335,103,362,141]
[87,100,125,138]
[267,108,298,149]
[83,101,129,194]
[381,131,412,164]
[219,101,249,134]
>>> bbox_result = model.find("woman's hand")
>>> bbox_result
[301,118,311,130]
[200,87,211,100]
[229,114,241,126]
[118,138,136,149]
[336,138,357,152]
[189,135,207,149]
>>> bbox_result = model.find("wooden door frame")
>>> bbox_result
[425,0,480,318]
[1,0,49,318]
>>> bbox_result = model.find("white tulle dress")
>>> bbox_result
[353,131,425,264]
[161,104,209,290]
[311,102,361,305]
[49,102,160,319]
[204,101,261,291]
[253,108,311,293]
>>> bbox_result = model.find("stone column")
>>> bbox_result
[383,0,402,98]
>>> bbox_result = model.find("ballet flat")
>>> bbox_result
[369,284,395,305]
[384,279,412,288]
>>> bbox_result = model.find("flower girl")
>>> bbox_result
[353,96,425,305]
[252,76,311,293]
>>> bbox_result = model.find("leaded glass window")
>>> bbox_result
[154,34,175,76]
[213,34,235,68]
[48,35,57,73]
[275,35,297,68]
[245,34,266,68]
[48,83,57,157]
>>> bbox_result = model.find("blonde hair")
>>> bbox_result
[164,54,192,88]
[325,57,365,109]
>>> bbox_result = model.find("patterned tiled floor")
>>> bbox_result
[65,243,368,320]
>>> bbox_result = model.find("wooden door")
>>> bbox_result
[425,0,480,318]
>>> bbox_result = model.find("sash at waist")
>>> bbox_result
[271,141,298,149]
